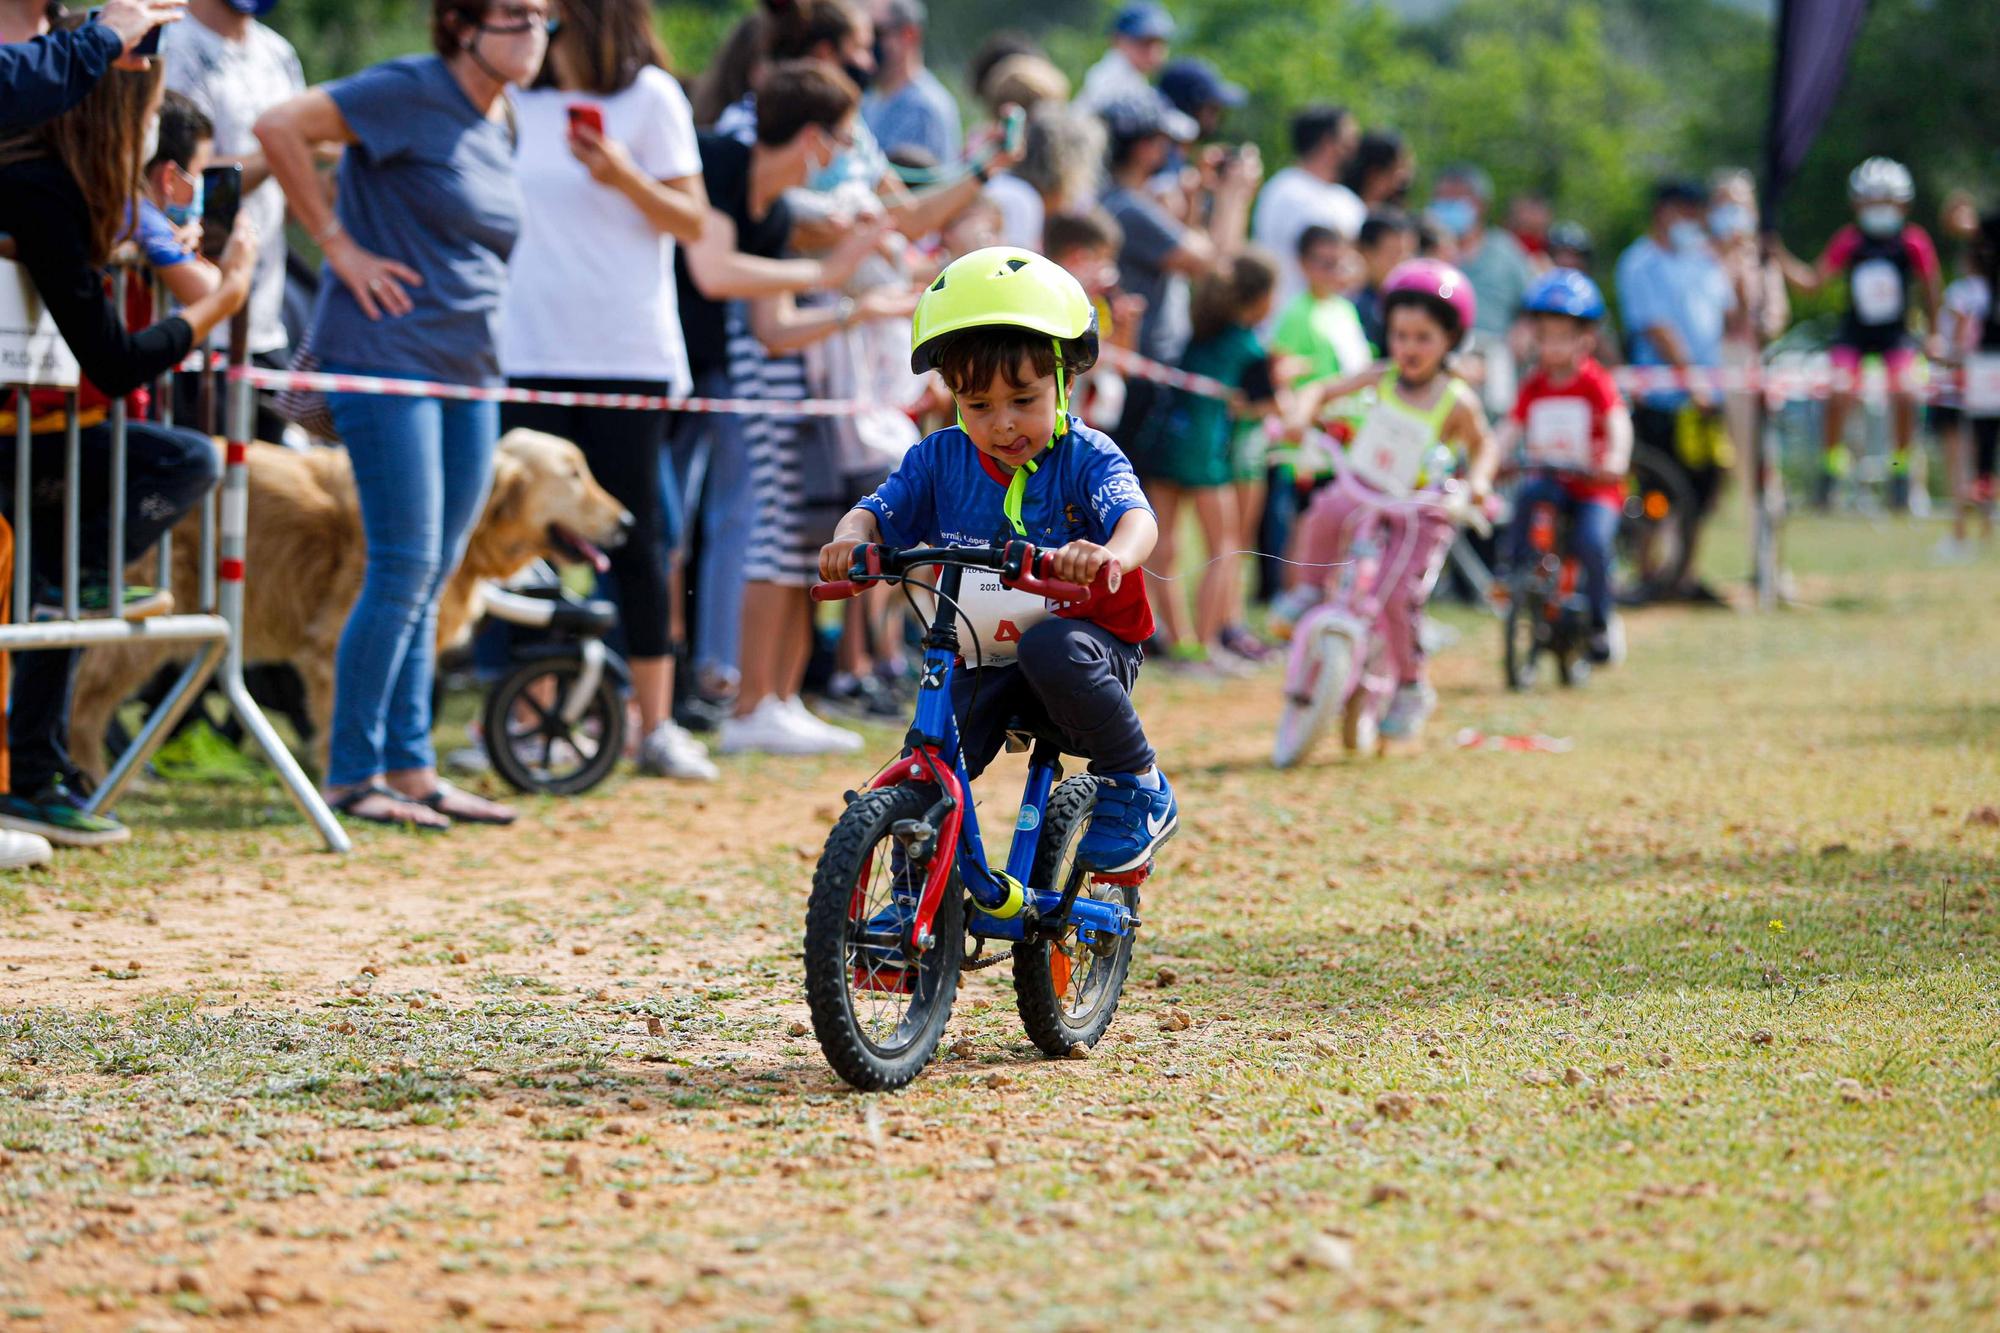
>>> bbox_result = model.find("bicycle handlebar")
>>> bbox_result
[810,542,1116,607]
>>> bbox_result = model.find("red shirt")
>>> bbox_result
[970,447,1156,645]
[1510,356,1626,507]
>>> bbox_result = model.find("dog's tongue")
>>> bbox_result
[559,526,611,573]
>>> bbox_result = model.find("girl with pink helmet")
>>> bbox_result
[1274,258,1497,740]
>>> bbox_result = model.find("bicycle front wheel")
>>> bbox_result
[803,785,963,1091]
[1273,619,1352,768]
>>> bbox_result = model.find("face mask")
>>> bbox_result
[164,173,203,227]
[1708,203,1751,239]
[808,141,856,193]
[1428,197,1476,239]
[1859,204,1903,237]
[1669,220,1708,254]
[140,115,160,167]
[843,60,875,94]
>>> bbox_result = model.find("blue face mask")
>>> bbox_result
[164,174,203,228]
[1669,220,1708,254]
[1428,197,1476,239]
[1708,203,1750,239]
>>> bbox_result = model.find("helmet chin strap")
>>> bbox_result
[997,341,1068,538]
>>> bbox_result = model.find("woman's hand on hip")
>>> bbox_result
[326,233,423,321]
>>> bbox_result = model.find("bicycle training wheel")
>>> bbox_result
[1013,776,1137,1056]
[803,785,963,1091]
[483,657,625,796]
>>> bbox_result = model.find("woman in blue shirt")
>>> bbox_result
[255,0,549,829]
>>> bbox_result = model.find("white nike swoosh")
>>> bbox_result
[1145,808,1170,839]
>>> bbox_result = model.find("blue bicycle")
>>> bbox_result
[804,542,1147,1091]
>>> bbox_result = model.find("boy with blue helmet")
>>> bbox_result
[1500,268,1632,664]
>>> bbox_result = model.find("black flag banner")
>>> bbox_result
[1762,0,1871,225]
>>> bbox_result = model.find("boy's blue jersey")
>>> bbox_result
[858,417,1153,551]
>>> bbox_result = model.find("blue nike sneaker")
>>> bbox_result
[1078,770,1179,874]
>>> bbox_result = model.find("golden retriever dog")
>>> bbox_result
[69,428,630,779]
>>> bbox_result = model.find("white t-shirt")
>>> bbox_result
[160,16,305,356]
[985,173,1044,251]
[501,68,702,388]
[1253,165,1367,323]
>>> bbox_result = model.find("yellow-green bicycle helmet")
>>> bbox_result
[910,246,1100,376]
[910,247,1101,535]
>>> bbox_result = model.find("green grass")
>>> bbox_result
[1,510,1998,1328]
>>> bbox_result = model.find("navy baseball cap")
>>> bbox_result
[1098,91,1199,145]
[225,0,281,13]
[1158,58,1246,115]
[1111,2,1177,41]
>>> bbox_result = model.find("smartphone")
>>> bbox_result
[1001,105,1026,157]
[83,9,162,58]
[199,164,243,259]
[566,104,604,137]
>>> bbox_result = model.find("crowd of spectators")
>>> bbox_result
[0,0,1985,858]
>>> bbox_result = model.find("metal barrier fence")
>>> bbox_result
[0,259,347,852]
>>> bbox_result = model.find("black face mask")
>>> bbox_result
[844,59,875,93]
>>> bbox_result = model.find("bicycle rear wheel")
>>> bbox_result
[1013,777,1136,1056]
[803,785,963,1091]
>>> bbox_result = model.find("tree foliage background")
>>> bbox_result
[264,0,1998,270]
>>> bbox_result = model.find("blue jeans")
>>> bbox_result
[1507,474,1620,629]
[669,368,750,687]
[325,369,498,786]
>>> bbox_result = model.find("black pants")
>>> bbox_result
[1975,416,1999,483]
[951,619,1153,780]
[1,419,222,793]
[171,349,290,442]
[503,379,677,659]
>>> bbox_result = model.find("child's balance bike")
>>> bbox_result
[1272,446,1490,768]
[1502,475,1607,690]
[805,542,1143,1092]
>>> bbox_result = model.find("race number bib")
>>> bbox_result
[915,562,1055,664]
[1346,406,1432,497]
[1850,258,1905,327]
[1523,397,1595,471]
[1967,353,2000,416]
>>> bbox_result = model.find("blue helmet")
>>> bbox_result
[1523,267,1606,321]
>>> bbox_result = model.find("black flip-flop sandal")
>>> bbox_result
[331,784,451,831]
[417,781,517,826]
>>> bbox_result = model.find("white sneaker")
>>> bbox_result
[637,722,719,780]
[0,828,52,870]
[717,697,854,756]
[781,696,865,752]
[1931,536,1975,566]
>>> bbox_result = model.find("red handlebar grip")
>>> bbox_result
[810,580,863,602]
[1012,557,1122,606]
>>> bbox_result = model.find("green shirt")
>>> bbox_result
[1272,291,1371,385]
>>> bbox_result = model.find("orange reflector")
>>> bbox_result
[1644,491,1671,521]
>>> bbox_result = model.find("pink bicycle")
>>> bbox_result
[1271,447,1490,767]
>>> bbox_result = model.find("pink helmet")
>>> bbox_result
[1381,259,1477,346]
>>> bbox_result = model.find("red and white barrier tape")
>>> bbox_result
[224,364,868,416]
[1103,343,1983,405]
[203,351,1986,418]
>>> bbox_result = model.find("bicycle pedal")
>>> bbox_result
[1091,860,1153,888]
[851,964,915,994]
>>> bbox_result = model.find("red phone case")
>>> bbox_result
[566,105,604,135]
